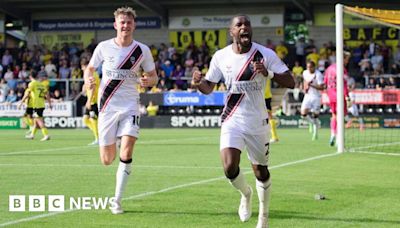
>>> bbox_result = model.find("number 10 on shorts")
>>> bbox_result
[132,115,140,126]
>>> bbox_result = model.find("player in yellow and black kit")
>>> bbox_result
[21,88,34,135]
[21,70,52,141]
[264,78,279,143]
[81,60,100,145]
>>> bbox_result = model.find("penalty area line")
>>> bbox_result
[0,152,338,227]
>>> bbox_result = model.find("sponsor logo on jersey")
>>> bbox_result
[228,80,263,93]
[104,69,139,80]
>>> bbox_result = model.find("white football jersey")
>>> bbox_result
[302,69,324,97]
[89,39,155,113]
[205,42,288,134]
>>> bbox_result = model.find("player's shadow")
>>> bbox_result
[114,209,400,225]
[270,210,400,225]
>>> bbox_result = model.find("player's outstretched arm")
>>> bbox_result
[271,70,295,89]
[191,70,215,95]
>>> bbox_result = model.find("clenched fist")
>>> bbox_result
[191,70,202,86]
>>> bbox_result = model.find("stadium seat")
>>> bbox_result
[195,108,203,114]
[366,108,374,114]
[376,108,383,114]
[385,107,394,113]
[169,108,177,114]
[178,108,185,115]
[214,108,221,115]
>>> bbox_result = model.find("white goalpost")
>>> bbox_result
[335,4,345,153]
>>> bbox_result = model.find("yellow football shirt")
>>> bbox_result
[275,45,288,60]
[24,88,34,108]
[147,104,159,116]
[264,78,272,99]
[28,80,48,108]
[292,66,304,78]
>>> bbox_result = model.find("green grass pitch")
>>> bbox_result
[0,128,399,227]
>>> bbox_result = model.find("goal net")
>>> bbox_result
[336,4,400,154]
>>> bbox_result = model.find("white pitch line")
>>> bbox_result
[125,153,339,201]
[349,151,400,156]
[267,152,339,169]
[351,141,400,150]
[0,211,75,227]
[123,176,228,201]
[0,136,215,156]
[0,152,338,227]
[0,146,90,156]
[0,153,339,227]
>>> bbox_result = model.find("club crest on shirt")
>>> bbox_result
[249,64,255,73]
[130,56,136,64]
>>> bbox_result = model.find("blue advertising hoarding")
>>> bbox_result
[163,92,226,106]
[33,17,161,31]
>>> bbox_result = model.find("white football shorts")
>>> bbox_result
[98,110,140,146]
[220,127,270,166]
[301,94,321,114]
[348,104,359,117]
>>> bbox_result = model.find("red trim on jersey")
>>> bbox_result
[235,49,257,81]
[249,71,258,81]
[224,93,245,122]
[117,44,138,69]
[100,80,124,112]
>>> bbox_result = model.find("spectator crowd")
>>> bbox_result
[0,37,399,106]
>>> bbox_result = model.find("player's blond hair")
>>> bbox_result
[114,6,137,19]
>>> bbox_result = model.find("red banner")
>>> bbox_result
[321,89,400,105]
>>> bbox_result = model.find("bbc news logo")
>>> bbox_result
[9,195,117,212]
